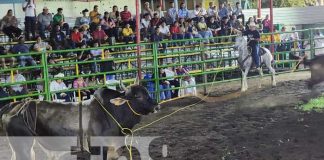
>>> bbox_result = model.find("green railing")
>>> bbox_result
[1,27,323,103]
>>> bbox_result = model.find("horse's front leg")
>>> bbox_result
[241,67,250,92]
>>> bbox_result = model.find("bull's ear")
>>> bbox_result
[110,98,127,106]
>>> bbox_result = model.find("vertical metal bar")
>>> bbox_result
[76,63,81,102]
[10,69,16,102]
[152,42,160,102]
[310,29,315,59]
[136,0,142,79]
[200,43,207,95]
[270,0,274,54]
[42,51,50,101]
[257,0,261,18]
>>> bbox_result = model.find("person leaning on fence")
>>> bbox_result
[5,70,28,96]
[176,65,196,95]
[73,76,91,100]
[0,9,22,41]
[50,73,72,102]
[164,65,180,98]
[0,44,16,69]
[152,69,172,101]
[243,22,261,69]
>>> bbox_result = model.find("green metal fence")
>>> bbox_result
[1,27,324,103]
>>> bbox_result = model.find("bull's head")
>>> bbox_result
[111,81,159,115]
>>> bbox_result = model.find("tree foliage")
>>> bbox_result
[258,0,317,8]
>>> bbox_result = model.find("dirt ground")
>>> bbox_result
[126,71,324,160]
[2,71,324,160]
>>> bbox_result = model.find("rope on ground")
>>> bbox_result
[95,46,226,160]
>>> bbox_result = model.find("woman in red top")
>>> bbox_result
[70,26,84,48]
[170,21,184,45]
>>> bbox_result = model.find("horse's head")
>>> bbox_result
[234,35,248,50]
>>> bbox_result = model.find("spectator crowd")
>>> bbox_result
[0,0,313,105]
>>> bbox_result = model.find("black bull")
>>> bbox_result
[306,55,324,100]
[0,85,158,160]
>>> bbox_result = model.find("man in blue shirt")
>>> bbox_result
[178,3,189,19]
[11,36,37,67]
[244,22,261,69]
[218,3,228,19]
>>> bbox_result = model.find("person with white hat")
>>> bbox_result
[37,6,53,39]
[244,22,261,69]
[50,73,72,102]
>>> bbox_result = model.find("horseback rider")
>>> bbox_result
[243,22,261,69]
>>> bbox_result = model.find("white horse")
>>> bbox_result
[234,35,276,92]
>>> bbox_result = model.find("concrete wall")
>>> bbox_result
[243,6,324,25]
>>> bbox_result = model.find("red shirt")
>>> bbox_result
[170,26,180,34]
[150,18,161,27]
[71,32,82,43]
[92,30,107,41]
[120,11,132,22]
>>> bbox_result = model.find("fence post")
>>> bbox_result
[152,42,160,102]
[309,29,315,59]
[200,43,207,95]
[42,50,50,101]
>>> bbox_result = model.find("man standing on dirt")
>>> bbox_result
[244,22,261,70]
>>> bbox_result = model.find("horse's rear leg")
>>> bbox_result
[257,67,263,88]
[265,60,277,86]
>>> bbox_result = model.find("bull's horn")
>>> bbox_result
[134,76,140,85]
[119,80,127,91]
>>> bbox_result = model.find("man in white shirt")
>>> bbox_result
[194,5,207,22]
[50,73,72,102]
[159,22,171,39]
[5,71,27,96]
[22,0,36,40]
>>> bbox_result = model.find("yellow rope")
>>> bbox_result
[94,45,226,159]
